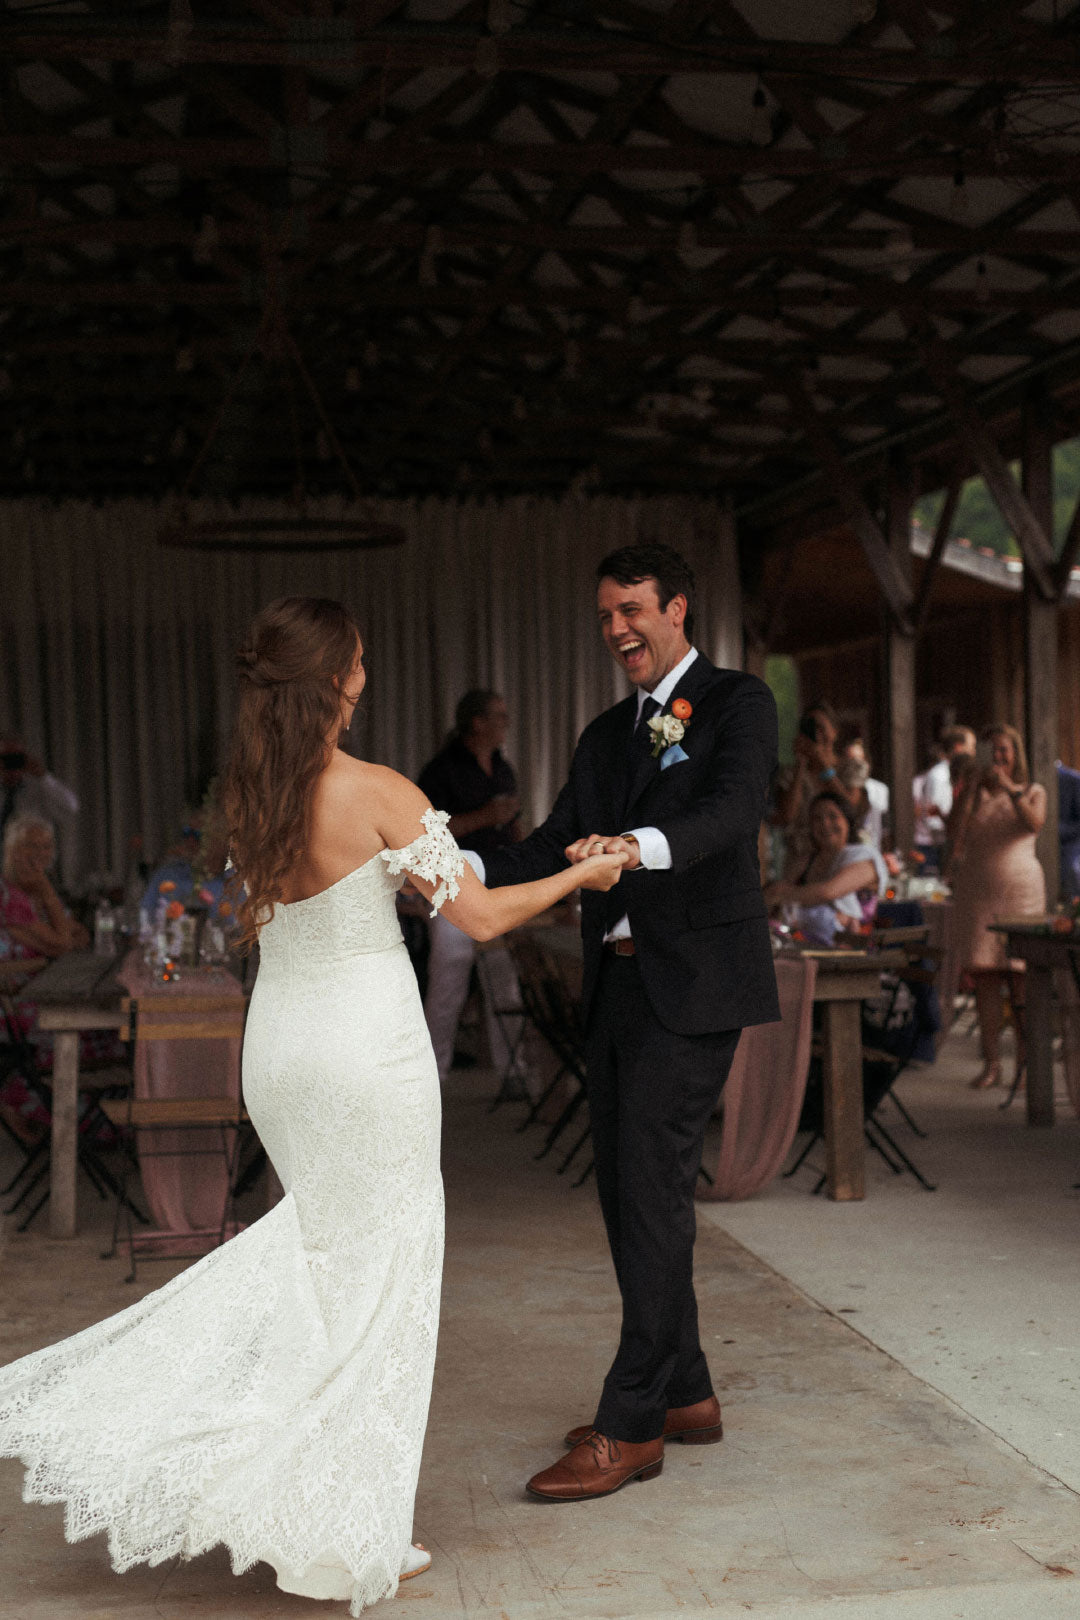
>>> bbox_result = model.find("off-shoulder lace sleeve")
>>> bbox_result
[380,808,466,917]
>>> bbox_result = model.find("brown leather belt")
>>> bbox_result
[604,938,636,957]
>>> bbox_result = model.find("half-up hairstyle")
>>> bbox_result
[224,596,361,947]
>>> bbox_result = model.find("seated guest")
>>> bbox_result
[0,733,79,861]
[141,811,228,920]
[0,814,87,958]
[765,790,888,946]
[0,815,110,1143]
[836,728,890,850]
[771,700,841,879]
[418,690,526,1087]
[1057,762,1080,903]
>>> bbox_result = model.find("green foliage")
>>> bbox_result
[914,435,1080,560]
[765,655,799,765]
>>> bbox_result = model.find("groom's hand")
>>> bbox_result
[565,834,641,871]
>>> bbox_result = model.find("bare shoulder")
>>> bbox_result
[342,760,435,847]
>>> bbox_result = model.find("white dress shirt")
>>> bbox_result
[460,646,698,942]
[604,645,697,939]
[7,770,79,825]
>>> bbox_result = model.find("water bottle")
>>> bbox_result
[93,898,116,957]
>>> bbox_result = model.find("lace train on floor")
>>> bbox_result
[0,1183,442,1614]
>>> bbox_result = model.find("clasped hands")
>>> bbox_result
[565,833,641,871]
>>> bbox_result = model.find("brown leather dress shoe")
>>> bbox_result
[526,1432,664,1502]
[563,1394,723,1450]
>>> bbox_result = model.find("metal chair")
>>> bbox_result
[786,935,942,1193]
[505,932,593,1185]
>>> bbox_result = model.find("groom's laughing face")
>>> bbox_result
[597,574,689,690]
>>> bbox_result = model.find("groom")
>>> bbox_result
[473,542,780,1500]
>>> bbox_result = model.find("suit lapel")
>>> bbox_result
[599,696,637,827]
[623,654,717,823]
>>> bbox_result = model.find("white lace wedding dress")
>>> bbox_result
[0,810,464,1615]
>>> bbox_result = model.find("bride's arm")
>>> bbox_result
[373,773,623,942]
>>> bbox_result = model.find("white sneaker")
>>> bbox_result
[400,1543,431,1581]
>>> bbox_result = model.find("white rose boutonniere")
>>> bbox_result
[646,699,693,759]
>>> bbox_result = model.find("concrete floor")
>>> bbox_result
[1,1027,1078,1619]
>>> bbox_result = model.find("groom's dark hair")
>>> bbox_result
[596,543,695,639]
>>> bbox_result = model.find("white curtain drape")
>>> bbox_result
[0,495,742,887]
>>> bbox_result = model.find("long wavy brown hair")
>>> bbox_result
[223,596,361,947]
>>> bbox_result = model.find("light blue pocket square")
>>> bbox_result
[660,743,689,770]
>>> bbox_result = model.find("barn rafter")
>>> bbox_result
[3,0,1080,505]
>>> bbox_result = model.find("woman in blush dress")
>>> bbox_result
[948,724,1047,1089]
[0,596,626,1614]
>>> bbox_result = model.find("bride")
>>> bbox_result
[0,596,625,1614]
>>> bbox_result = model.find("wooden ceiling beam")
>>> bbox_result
[5,26,1080,82]
[780,369,916,631]
[9,132,1080,180]
[917,343,1057,599]
[6,276,1079,316]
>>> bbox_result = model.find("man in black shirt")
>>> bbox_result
[418,690,525,1085]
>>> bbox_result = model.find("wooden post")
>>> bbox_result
[821,1001,866,1200]
[49,1029,80,1239]
[1022,393,1060,902]
[884,456,916,856]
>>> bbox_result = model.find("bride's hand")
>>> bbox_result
[575,851,628,892]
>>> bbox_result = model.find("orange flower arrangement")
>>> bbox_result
[165,900,185,921]
[671,698,693,721]
[159,880,177,894]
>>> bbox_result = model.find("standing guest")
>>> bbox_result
[418,691,526,1087]
[836,729,890,851]
[470,543,779,1502]
[771,701,841,878]
[948,725,1046,1090]
[0,734,78,843]
[764,790,887,946]
[914,745,952,872]
[938,725,977,843]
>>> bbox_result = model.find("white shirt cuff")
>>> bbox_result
[625,826,672,870]
[462,849,486,883]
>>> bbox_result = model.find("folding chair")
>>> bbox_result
[99,994,250,1282]
[0,956,48,1168]
[505,932,593,1184]
[1,957,138,1232]
[787,937,942,1193]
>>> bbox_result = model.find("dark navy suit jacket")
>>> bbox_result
[483,654,780,1036]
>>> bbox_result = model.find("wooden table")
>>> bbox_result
[524,926,903,1202]
[992,921,1080,1128]
[805,949,905,1201]
[19,950,127,1239]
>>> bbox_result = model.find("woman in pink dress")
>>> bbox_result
[948,725,1046,1089]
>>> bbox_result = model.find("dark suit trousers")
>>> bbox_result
[587,953,740,1445]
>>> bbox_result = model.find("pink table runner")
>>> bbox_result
[697,955,817,1202]
[118,955,244,1235]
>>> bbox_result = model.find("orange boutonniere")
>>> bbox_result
[671,698,693,722]
[165,899,185,920]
